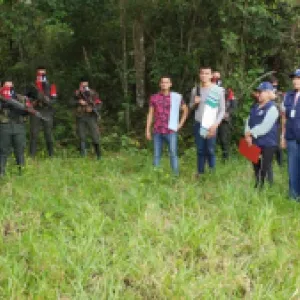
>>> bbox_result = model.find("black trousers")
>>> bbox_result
[266,146,283,182]
[29,111,54,157]
[0,123,26,175]
[252,146,277,188]
[217,121,231,159]
[76,114,100,144]
[76,114,101,158]
[274,146,283,166]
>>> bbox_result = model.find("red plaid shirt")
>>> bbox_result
[150,92,182,134]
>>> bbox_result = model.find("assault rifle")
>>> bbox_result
[0,95,49,122]
[28,83,56,108]
[80,87,100,119]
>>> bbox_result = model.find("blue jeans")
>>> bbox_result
[194,122,216,174]
[153,132,179,175]
[287,140,300,200]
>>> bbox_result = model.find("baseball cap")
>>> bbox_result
[289,69,300,78]
[256,82,274,91]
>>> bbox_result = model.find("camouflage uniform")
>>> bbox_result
[217,88,236,160]
[0,92,28,176]
[72,87,101,159]
[27,82,56,157]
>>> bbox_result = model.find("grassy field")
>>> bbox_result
[0,148,300,299]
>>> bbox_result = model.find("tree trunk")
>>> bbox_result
[133,17,145,108]
[120,0,130,131]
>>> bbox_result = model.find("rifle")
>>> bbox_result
[80,88,100,119]
[0,95,49,122]
[29,83,56,108]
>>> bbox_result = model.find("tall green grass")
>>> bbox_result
[0,149,299,299]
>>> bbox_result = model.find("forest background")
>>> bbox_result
[0,0,300,151]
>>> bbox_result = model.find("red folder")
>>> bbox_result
[238,138,261,164]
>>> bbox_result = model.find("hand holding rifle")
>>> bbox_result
[0,94,49,122]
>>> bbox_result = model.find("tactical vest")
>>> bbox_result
[75,89,97,115]
[249,101,278,147]
[284,90,300,141]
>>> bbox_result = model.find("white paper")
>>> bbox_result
[202,105,218,129]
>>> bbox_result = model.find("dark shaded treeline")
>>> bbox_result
[0,0,299,148]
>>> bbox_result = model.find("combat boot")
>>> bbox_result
[93,143,101,160]
[47,142,54,157]
[80,142,87,157]
[0,155,7,177]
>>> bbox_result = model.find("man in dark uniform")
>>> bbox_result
[72,78,102,159]
[270,75,284,167]
[212,71,236,161]
[0,79,29,176]
[27,66,57,157]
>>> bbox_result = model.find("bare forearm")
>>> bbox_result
[179,106,188,128]
[146,113,153,132]
[281,115,286,137]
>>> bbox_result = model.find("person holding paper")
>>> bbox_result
[189,66,225,177]
[146,76,188,175]
[281,69,300,200]
[244,82,278,189]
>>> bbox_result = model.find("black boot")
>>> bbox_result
[15,153,25,166]
[0,155,7,177]
[29,139,37,158]
[93,143,101,160]
[16,154,25,175]
[47,142,54,157]
[18,165,23,176]
[80,142,87,157]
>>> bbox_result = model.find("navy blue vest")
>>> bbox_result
[284,90,300,141]
[248,101,278,147]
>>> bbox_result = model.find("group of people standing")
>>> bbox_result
[242,70,300,200]
[2,64,300,201]
[146,66,300,201]
[0,67,102,176]
[146,66,236,176]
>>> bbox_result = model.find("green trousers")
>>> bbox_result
[29,111,54,157]
[217,121,231,160]
[76,114,101,158]
[0,123,26,175]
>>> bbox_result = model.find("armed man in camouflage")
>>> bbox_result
[72,78,102,159]
[0,79,32,176]
[27,66,57,158]
[212,71,236,161]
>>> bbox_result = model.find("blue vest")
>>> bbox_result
[284,90,300,141]
[248,101,278,147]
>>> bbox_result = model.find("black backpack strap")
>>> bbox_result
[196,85,200,96]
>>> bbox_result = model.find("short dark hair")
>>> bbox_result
[199,66,212,72]
[160,75,172,82]
[80,76,89,83]
[36,66,46,70]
